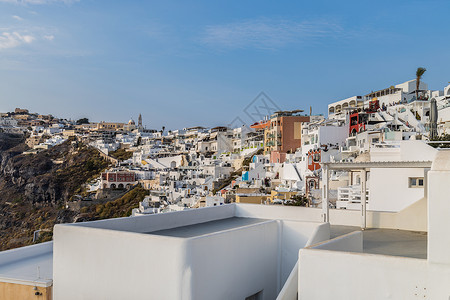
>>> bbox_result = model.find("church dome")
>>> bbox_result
[128,119,135,125]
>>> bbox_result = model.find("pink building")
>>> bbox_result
[101,171,136,189]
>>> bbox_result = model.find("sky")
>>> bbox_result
[0,0,450,130]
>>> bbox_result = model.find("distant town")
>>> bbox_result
[1,76,448,213]
[2,75,450,299]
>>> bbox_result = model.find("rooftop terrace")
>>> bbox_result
[331,225,427,259]
[0,242,52,287]
[148,217,269,238]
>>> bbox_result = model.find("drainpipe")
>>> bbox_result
[321,165,329,222]
[361,169,367,230]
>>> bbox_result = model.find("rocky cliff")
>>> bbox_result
[0,134,110,250]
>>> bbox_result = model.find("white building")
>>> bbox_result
[336,140,436,212]
[0,117,18,127]
[294,149,450,299]
[328,96,364,119]
[4,146,450,299]
[52,205,330,300]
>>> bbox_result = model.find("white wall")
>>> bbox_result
[73,204,235,232]
[235,204,323,222]
[53,225,187,300]
[281,163,301,182]
[369,168,426,212]
[438,106,450,124]
[329,200,427,232]
[309,231,362,252]
[319,125,348,146]
[53,204,331,300]
[399,141,437,161]
[235,203,427,231]
[298,249,434,300]
[428,150,450,264]
[376,92,402,106]
[279,221,329,286]
[370,141,437,162]
[186,221,279,300]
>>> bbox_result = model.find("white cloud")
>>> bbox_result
[201,18,343,50]
[43,34,54,41]
[0,0,78,5]
[12,15,24,21]
[0,31,35,49]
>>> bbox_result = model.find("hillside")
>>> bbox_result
[0,135,111,250]
[75,186,149,222]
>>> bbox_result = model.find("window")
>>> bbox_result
[313,153,321,163]
[409,177,424,188]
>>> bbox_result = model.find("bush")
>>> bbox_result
[286,195,309,207]
[109,148,133,161]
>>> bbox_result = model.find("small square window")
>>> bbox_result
[409,177,424,188]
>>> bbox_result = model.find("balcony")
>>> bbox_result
[336,185,369,209]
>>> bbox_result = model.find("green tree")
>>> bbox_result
[76,118,89,125]
[286,194,309,207]
[415,67,426,100]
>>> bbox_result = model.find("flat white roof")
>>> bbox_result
[148,217,270,238]
[0,242,53,287]
[322,161,432,169]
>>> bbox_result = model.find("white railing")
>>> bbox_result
[336,185,369,209]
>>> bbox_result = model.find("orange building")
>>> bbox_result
[307,149,321,171]
[264,110,310,162]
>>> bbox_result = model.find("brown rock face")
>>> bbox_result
[0,134,109,250]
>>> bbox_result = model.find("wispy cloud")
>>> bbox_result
[0,31,35,49]
[200,18,343,50]
[43,34,54,41]
[0,0,78,5]
[12,15,24,21]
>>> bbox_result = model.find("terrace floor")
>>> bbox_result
[331,225,427,259]
[147,217,270,238]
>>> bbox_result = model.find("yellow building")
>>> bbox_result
[269,190,299,202]
[97,122,125,130]
[0,242,53,300]
[235,194,268,204]
[0,282,52,300]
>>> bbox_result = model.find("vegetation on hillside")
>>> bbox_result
[109,148,133,161]
[212,169,242,195]
[285,195,309,207]
[429,134,450,148]
[76,118,89,125]
[242,148,264,168]
[0,186,149,250]
[77,186,149,221]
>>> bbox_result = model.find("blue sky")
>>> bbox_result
[0,0,449,129]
